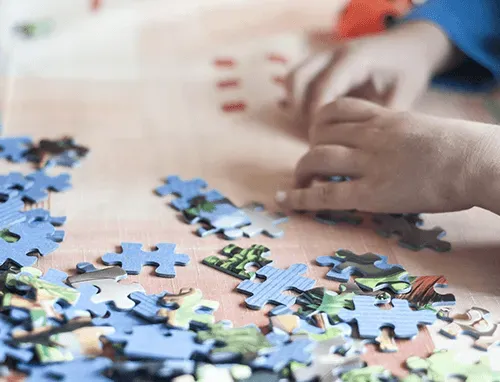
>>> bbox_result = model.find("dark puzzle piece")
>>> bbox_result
[338,295,437,339]
[316,249,405,282]
[315,210,363,226]
[22,170,72,203]
[106,360,195,380]
[183,195,250,239]
[105,324,214,360]
[155,175,220,211]
[0,137,32,162]
[397,275,456,309]
[202,244,273,280]
[24,137,89,168]
[102,242,190,277]
[373,214,451,252]
[237,264,316,310]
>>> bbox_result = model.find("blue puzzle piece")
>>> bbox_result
[0,172,33,196]
[252,338,315,372]
[59,283,107,319]
[22,357,112,382]
[0,315,33,363]
[130,291,169,323]
[0,221,59,267]
[92,304,149,333]
[0,197,25,230]
[40,268,69,288]
[0,137,32,162]
[24,209,67,227]
[22,170,72,203]
[338,295,437,339]
[102,242,190,278]
[316,250,405,282]
[237,264,316,310]
[46,150,82,169]
[105,324,214,360]
[156,175,213,211]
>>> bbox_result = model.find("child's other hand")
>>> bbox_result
[285,21,457,135]
[276,98,500,214]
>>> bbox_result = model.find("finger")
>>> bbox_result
[310,122,362,148]
[313,97,387,126]
[275,182,357,211]
[385,76,426,110]
[294,145,363,188]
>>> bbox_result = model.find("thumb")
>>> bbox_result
[275,182,356,211]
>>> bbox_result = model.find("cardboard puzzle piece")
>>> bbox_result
[373,214,451,252]
[68,262,145,310]
[315,210,363,226]
[92,304,149,333]
[60,283,108,320]
[0,220,60,267]
[22,171,72,203]
[102,242,190,278]
[252,337,315,372]
[196,364,252,382]
[182,195,250,239]
[0,197,25,230]
[0,172,33,197]
[338,295,437,339]
[237,264,316,310]
[406,350,500,382]
[22,357,112,382]
[316,249,405,282]
[197,323,272,362]
[107,360,195,381]
[340,365,393,382]
[0,315,34,363]
[105,324,213,360]
[0,137,32,162]
[355,271,413,294]
[439,307,498,342]
[296,287,355,324]
[294,353,364,382]
[473,326,500,352]
[23,209,66,243]
[155,175,217,211]
[131,287,219,329]
[397,275,456,309]
[203,244,273,280]
[239,202,288,238]
[24,137,89,169]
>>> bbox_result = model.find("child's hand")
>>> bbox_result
[276,98,500,214]
[285,21,459,134]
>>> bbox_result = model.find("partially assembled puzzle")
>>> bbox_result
[0,135,494,381]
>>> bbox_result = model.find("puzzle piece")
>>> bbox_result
[107,360,195,380]
[60,283,108,319]
[0,221,60,267]
[315,210,363,226]
[239,202,288,238]
[196,364,252,382]
[131,288,218,329]
[252,337,315,372]
[23,209,66,243]
[197,323,272,362]
[92,304,149,333]
[23,357,112,382]
[0,172,33,197]
[155,175,219,211]
[183,195,250,239]
[0,197,25,230]
[293,351,363,382]
[203,244,273,280]
[0,136,32,162]
[338,295,437,339]
[102,242,190,278]
[22,171,72,203]
[354,271,413,294]
[24,137,89,168]
[373,214,451,252]
[0,314,34,363]
[316,249,405,282]
[68,263,145,310]
[340,365,394,382]
[406,350,500,382]
[105,324,213,360]
[397,275,456,309]
[296,287,355,323]
[237,264,316,310]
[439,307,498,341]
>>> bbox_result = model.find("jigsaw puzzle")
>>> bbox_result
[338,295,437,339]
[439,307,498,342]
[237,264,316,310]
[0,172,33,196]
[239,202,288,238]
[296,287,355,323]
[0,137,32,162]
[316,250,405,282]
[397,275,456,309]
[102,242,190,278]
[23,171,72,203]
[252,337,315,372]
[68,262,145,310]
[373,214,451,252]
[203,244,273,280]
[22,357,112,381]
[314,210,363,226]
[0,197,25,230]
[354,271,413,294]
[24,137,89,168]
[92,304,149,333]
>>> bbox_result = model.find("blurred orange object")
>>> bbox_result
[336,0,418,39]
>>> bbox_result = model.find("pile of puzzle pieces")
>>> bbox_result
[0,136,498,381]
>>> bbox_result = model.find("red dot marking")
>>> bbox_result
[217,79,241,89]
[214,58,236,67]
[267,53,288,64]
[273,76,285,85]
[222,101,247,112]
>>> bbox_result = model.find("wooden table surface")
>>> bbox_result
[2,1,500,377]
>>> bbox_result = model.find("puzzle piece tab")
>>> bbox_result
[203,244,273,280]
[239,202,288,238]
[237,264,316,310]
[338,295,437,339]
[316,249,405,282]
[102,242,190,278]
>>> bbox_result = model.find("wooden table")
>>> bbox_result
[2,1,500,377]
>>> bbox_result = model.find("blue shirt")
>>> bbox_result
[404,0,500,91]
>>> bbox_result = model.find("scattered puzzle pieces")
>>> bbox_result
[22,357,112,382]
[316,250,405,282]
[237,264,316,310]
[252,336,315,372]
[203,244,273,280]
[102,242,190,278]
[22,171,72,203]
[338,295,437,339]
[156,175,217,211]
[439,307,498,342]
[239,202,288,238]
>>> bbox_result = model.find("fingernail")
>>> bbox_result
[275,191,287,203]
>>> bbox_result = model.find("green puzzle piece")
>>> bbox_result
[197,323,273,360]
[203,244,272,280]
[355,271,412,294]
[341,365,393,382]
[297,287,355,323]
[404,350,500,382]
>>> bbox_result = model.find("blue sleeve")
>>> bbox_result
[403,0,500,92]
